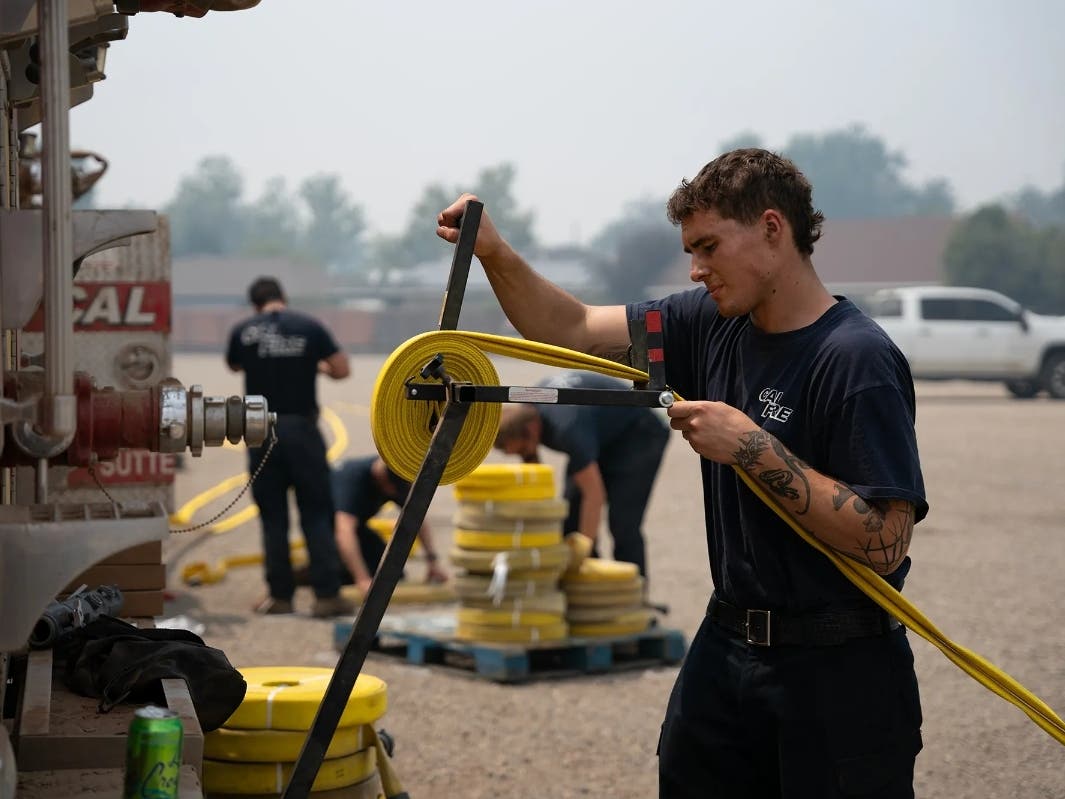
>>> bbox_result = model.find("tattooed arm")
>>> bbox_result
[732,427,914,574]
[668,400,915,575]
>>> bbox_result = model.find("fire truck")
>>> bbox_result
[1,2,266,795]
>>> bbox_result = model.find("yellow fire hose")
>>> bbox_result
[369,330,1065,748]
[171,406,349,532]
[177,406,349,585]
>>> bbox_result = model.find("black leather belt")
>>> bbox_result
[706,592,900,647]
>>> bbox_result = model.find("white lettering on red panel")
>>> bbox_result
[24,282,171,332]
[66,452,177,487]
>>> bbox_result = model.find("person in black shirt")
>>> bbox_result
[226,277,355,618]
[494,371,668,578]
[330,455,447,593]
[436,149,927,798]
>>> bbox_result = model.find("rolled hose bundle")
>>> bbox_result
[205,667,396,796]
[370,329,1065,746]
[370,330,647,485]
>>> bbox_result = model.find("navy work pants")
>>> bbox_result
[658,615,923,798]
[565,414,669,577]
[249,414,342,600]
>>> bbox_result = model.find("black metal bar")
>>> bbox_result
[282,399,472,799]
[437,199,483,331]
[405,383,673,408]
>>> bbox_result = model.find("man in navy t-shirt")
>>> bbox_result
[494,371,669,578]
[330,455,447,593]
[436,149,927,798]
[226,277,354,618]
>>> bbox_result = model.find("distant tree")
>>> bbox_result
[164,160,369,271]
[244,177,301,258]
[717,131,766,153]
[588,197,683,303]
[782,125,955,219]
[467,163,536,252]
[1010,166,1065,229]
[299,173,366,272]
[378,182,456,269]
[371,162,537,270]
[165,156,246,257]
[943,205,1065,314]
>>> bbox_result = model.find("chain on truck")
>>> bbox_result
[1,3,271,797]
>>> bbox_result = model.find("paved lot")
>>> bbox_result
[166,354,1065,798]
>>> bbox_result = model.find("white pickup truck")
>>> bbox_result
[866,286,1065,399]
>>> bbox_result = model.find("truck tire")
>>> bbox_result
[1004,379,1040,399]
[1042,352,1065,399]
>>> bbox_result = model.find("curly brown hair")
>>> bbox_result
[666,149,824,255]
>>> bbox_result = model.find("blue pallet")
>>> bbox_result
[333,620,687,683]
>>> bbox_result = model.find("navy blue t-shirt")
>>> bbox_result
[628,289,927,612]
[331,457,402,528]
[226,309,339,416]
[535,372,665,475]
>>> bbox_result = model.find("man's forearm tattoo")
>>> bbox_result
[832,483,855,510]
[599,345,633,367]
[832,486,914,571]
[733,430,771,470]
[758,469,800,501]
[734,431,812,514]
[766,436,811,514]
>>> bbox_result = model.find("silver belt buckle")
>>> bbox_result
[745,608,772,646]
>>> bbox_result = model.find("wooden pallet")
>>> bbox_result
[15,642,204,787]
[334,615,686,683]
[18,765,202,799]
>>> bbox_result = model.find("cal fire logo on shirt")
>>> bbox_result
[240,323,307,358]
[759,388,793,422]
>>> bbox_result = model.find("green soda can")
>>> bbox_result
[123,705,183,799]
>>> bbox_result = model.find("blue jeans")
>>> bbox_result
[249,414,342,600]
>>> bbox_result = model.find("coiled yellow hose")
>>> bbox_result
[370,330,1065,747]
[370,331,647,484]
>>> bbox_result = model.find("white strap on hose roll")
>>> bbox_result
[488,553,510,606]
[513,607,521,627]
[530,547,540,568]
[484,500,494,514]
[275,762,283,794]
[264,683,287,730]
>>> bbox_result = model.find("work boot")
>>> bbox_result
[253,596,294,615]
[311,595,358,619]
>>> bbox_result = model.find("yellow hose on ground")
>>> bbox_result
[370,331,1065,748]
[171,406,349,532]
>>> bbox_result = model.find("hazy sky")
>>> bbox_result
[68,0,1064,245]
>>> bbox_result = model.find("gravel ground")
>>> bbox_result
[164,354,1065,798]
